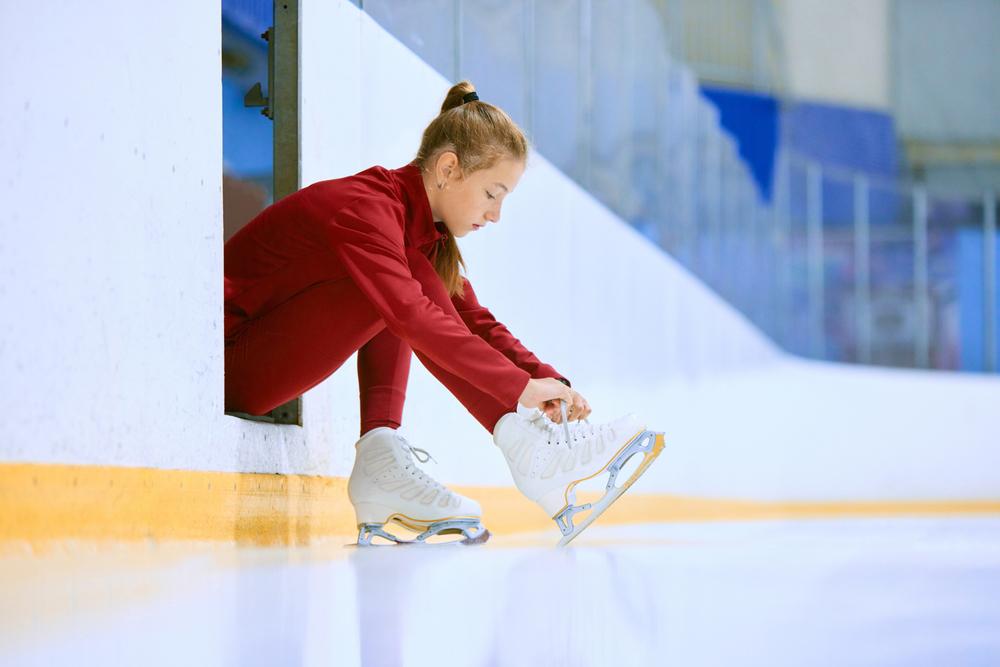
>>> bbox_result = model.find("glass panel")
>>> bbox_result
[356,0,996,375]
[660,64,699,263]
[785,159,810,356]
[364,0,457,79]
[460,0,529,129]
[532,0,582,178]
[924,194,977,370]
[221,5,273,243]
[629,0,672,245]
[588,0,635,217]
[868,183,917,368]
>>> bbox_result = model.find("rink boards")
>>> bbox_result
[4,461,1000,551]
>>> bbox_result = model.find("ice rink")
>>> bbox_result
[3,2,999,666]
[4,516,999,666]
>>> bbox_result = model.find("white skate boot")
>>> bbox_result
[348,427,489,546]
[493,404,665,546]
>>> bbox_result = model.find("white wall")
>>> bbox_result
[778,0,890,110]
[1,0,232,469]
[892,0,1000,141]
[2,0,997,502]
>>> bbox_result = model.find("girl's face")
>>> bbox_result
[426,152,525,238]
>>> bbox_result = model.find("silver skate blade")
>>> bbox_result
[555,431,666,547]
[354,519,490,547]
[414,520,491,546]
[356,523,403,546]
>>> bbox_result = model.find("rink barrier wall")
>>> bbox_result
[2,0,779,488]
[4,0,999,520]
[3,462,1000,552]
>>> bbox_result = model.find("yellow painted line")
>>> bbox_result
[458,485,1000,535]
[0,462,356,551]
[2,462,1000,551]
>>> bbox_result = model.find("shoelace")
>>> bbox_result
[533,410,606,448]
[397,436,447,494]
[525,410,591,447]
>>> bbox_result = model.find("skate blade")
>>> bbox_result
[354,515,490,547]
[556,431,665,547]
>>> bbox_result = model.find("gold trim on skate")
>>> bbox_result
[364,512,481,533]
[553,428,648,517]
[558,432,667,546]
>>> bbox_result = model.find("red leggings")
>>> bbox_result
[225,247,516,436]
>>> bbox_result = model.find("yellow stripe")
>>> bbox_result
[2,462,1000,550]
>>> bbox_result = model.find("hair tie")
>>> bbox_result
[462,91,479,104]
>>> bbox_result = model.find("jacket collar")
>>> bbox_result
[392,161,450,249]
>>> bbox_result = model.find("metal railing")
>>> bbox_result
[768,154,998,372]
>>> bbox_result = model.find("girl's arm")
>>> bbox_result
[328,197,531,408]
[452,277,571,388]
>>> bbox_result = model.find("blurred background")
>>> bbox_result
[223,0,1000,374]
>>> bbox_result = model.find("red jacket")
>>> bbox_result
[224,162,569,407]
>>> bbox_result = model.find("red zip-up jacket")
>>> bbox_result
[224,162,569,408]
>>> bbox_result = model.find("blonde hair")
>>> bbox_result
[413,81,529,297]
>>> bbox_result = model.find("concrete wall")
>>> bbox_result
[1,0,237,470]
[777,0,890,110]
[892,0,1000,142]
[2,0,997,502]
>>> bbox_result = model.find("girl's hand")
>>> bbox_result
[518,378,573,413]
[543,388,591,423]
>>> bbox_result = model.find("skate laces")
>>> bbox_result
[519,409,604,449]
[403,443,436,465]
[525,410,574,447]
[396,435,447,494]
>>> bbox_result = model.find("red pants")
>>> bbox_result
[225,247,516,436]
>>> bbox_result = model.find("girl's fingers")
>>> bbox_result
[542,390,590,423]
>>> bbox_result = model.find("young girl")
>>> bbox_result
[224,81,663,546]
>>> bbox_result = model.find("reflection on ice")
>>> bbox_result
[350,546,661,666]
[3,518,1000,666]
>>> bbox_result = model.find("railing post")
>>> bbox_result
[712,135,724,291]
[717,155,729,297]
[745,179,757,320]
[806,162,825,358]
[985,191,997,373]
[765,191,777,339]
[913,187,929,368]
[854,175,871,364]
[269,0,302,426]
[776,151,791,350]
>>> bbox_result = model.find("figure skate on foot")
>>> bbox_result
[493,404,664,546]
[348,427,489,546]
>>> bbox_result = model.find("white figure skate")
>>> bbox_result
[348,427,489,546]
[493,403,665,546]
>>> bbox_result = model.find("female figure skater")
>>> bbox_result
[224,82,663,546]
